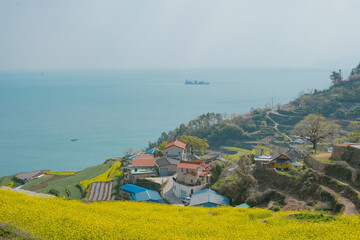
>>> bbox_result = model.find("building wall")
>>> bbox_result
[176,168,197,182]
[172,181,205,198]
[158,164,177,175]
[165,146,185,160]
[269,162,291,169]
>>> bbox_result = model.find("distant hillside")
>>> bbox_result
[149,72,360,151]
[287,77,360,120]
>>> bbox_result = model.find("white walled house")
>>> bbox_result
[164,140,186,160]
[172,160,211,198]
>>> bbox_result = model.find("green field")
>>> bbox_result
[28,161,115,199]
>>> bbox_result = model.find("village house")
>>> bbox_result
[164,140,186,160]
[254,154,272,169]
[173,160,211,198]
[120,184,164,203]
[127,154,157,182]
[269,153,293,170]
[155,157,179,176]
[189,189,229,207]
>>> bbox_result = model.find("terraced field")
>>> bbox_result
[87,181,115,201]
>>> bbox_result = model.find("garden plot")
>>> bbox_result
[87,181,115,201]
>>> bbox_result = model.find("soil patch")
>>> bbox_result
[27,175,71,191]
[315,153,332,158]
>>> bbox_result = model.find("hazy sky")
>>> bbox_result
[1,0,359,70]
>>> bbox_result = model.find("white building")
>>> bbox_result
[164,140,186,160]
[172,160,211,198]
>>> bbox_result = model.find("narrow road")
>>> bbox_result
[145,175,184,206]
[266,110,292,141]
[321,185,358,215]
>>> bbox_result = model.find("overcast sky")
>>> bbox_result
[1,0,359,70]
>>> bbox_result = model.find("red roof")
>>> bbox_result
[165,140,186,150]
[132,154,156,168]
[177,160,203,170]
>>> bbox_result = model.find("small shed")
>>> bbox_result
[120,184,164,203]
[189,189,230,207]
[269,154,292,170]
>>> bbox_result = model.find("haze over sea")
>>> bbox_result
[0,69,333,176]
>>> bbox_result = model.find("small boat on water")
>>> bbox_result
[70,139,78,142]
[184,79,210,85]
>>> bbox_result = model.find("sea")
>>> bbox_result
[0,69,333,176]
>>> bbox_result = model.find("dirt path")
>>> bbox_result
[1,186,54,198]
[27,175,71,191]
[266,110,292,141]
[321,185,359,215]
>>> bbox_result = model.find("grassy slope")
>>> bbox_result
[0,222,40,240]
[31,161,114,199]
[21,175,53,190]
[1,188,360,240]
[0,175,14,187]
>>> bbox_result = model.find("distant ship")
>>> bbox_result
[184,79,210,85]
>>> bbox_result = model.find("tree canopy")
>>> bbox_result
[347,121,360,143]
[292,114,341,153]
[179,135,209,155]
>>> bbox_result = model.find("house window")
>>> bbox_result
[181,169,183,172]
[178,152,181,154]
[186,169,188,172]
[191,179,193,183]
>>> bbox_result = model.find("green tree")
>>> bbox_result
[292,114,341,153]
[251,144,270,155]
[158,141,168,151]
[347,121,360,143]
[330,71,342,85]
[179,135,209,155]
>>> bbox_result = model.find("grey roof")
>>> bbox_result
[155,157,179,167]
[15,170,47,181]
[187,154,201,161]
[204,154,226,163]
[190,189,230,206]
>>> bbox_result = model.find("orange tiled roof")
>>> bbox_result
[184,171,197,177]
[132,154,156,168]
[165,140,186,150]
[177,160,203,170]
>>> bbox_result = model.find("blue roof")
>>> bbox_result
[120,184,164,203]
[120,184,148,194]
[235,203,251,208]
[123,154,135,161]
[145,148,157,154]
[190,189,229,207]
[254,154,272,158]
[135,190,163,202]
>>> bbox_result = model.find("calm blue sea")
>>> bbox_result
[0,69,333,176]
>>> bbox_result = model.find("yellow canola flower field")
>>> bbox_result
[79,161,122,190]
[1,188,360,240]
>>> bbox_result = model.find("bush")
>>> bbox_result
[48,189,60,197]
